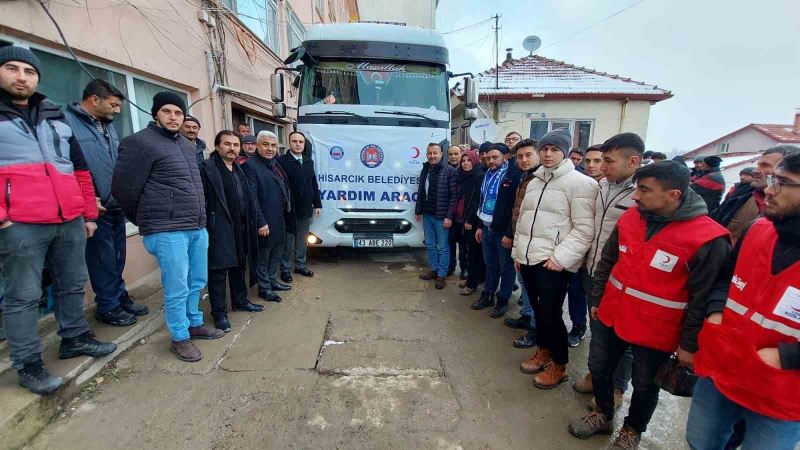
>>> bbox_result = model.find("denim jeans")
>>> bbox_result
[0,219,90,369]
[422,214,450,277]
[567,268,588,329]
[589,318,633,391]
[481,226,515,300]
[518,273,536,331]
[686,377,800,450]
[143,228,208,342]
[85,211,129,314]
[589,320,671,433]
[281,216,311,273]
[256,240,284,295]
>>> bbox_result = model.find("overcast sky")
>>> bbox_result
[436,0,800,154]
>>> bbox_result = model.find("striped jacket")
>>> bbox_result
[0,92,98,224]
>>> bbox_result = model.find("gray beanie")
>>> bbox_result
[537,128,572,158]
[0,46,42,76]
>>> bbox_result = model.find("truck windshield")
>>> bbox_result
[300,61,448,112]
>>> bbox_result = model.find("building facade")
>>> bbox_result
[451,53,672,148]
[356,0,437,28]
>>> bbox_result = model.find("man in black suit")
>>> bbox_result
[243,131,293,302]
[199,131,265,333]
[278,131,321,282]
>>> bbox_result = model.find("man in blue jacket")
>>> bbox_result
[64,79,149,328]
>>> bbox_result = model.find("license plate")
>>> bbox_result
[353,238,393,248]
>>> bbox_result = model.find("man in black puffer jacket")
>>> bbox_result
[112,92,223,363]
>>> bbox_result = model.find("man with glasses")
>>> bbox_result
[688,152,800,449]
[504,131,522,155]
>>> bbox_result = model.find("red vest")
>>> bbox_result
[598,208,729,352]
[694,218,800,421]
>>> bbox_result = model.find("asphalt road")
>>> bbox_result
[27,248,690,450]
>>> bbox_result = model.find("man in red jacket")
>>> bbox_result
[688,152,800,449]
[0,46,116,395]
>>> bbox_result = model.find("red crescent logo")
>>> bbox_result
[411,147,420,158]
[662,255,672,264]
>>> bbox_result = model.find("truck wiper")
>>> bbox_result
[304,111,366,119]
[374,110,437,124]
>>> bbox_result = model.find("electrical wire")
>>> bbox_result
[441,17,493,35]
[542,0,647,50]
[37,0,151,115]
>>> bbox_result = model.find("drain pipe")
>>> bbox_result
[619,98,629,133]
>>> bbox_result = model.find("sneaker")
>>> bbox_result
[459,286,476,296]
[568,410,613,439]
[17,361,65,395]
[59,332,117,359]
[611,425,641,450]
[419,269,436,281]
[435,276,446,289]
[470,291,494,310]
[504,314,532,330]
[489,296,509,318]
[120,296,149,316]
[170,339,202,362]
[95,306,136,327]
[573,373,593,394]
[520,347,551,374]
[532,362,568,389]
[513,330,537,348]
[588,388,624,411]
[188,325,225,340]
[568,325,587,347]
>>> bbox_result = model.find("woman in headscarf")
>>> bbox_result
[454,150,485,295]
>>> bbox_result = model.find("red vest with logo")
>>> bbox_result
[598,207,729,352]
[694,218,800,421]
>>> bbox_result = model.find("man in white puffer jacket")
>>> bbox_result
[513,128,599,389]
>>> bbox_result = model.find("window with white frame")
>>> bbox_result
[287,7,306,52]
[530,119,594,149]
[717,142,730,153]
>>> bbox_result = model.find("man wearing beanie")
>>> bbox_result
[690,155,726,211]
[0,46,116,394]
[179,115,206,166]
[237,134,257,165]
[513,128,598,389]
[113,91,224,363]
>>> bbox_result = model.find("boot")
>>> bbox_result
[588,388,624,411]
[59,332,117,359]
[170,339,202,362]
[470,291,494,310]
[573,373,593,394]
[611,425,641,450]
[120,296,149,316]
[418,269,436,281]
[532,362,568,389]
[489,296,509,318]
[435,276,446,289]
[520,347,551,374]
[17,360,65,395]
[568,410,613,439]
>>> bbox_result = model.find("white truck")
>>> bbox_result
[271,22,477,248]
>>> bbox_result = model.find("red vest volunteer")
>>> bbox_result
[695,218,800,421]
[598,207,729,352]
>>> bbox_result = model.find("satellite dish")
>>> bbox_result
[469,118,499,144]
[523,35,542,55]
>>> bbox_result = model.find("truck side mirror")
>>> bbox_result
[271,73,285,103]
[464,76,478,108]
[273,102,286,119]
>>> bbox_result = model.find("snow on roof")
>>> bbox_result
[474,55,672,101]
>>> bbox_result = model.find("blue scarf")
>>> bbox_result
[479,160,509,223]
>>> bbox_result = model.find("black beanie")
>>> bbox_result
[704,155,723,168]
[478,141,492,153]
[487,142,510,154]
[151,91,187,118]
[183,115,201,127]
[0,46,42,77]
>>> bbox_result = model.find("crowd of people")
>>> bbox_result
[1,44,799,449]
[0,46,322,391]
[415,127,800,448]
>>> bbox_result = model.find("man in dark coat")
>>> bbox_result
[690,155,726,211]
[243,131,293,302]
[113,92,224,363]
[180,115,206,165]
[200,131,266,333]
[278,131,321,282]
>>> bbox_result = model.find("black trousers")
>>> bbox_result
[589,320,671,433]
[448,225,468,274]
[519,262,571,365]
[208,264,248,319]
[459,224,484,289]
